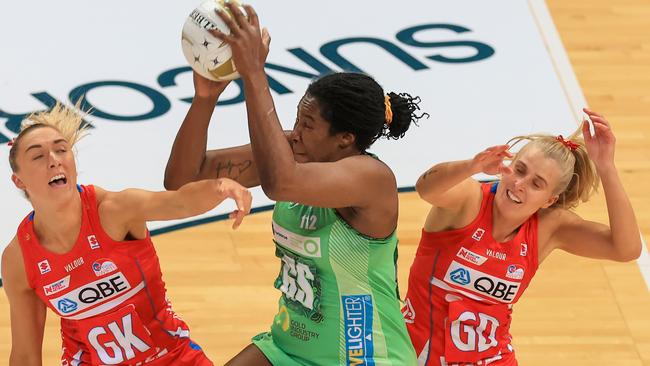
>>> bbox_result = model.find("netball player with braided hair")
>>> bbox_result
[2,104,252,365]
[403,108,642,365]
[164,3,426,365]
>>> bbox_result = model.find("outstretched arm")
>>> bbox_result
[98,178,252,241]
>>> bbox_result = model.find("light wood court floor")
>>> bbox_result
[1,0,650,365]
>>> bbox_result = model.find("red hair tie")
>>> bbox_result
[7,138,16,147]
[556,135,579,151]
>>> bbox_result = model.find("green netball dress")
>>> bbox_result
[252,201,417,365]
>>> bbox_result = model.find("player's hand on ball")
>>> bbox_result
[210,3,271,78]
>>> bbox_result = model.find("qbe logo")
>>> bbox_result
[49,272,133,316]
[450,268,471,286]
[57,298,78,314]
[444,261,521,303]
[342,295,374,366]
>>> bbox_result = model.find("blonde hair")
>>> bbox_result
[507,126,599,209]
[8,102,90,172]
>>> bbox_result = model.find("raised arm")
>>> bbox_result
[164,73,262,189]
[551,109,642,262]
[2,239,47,366]
[417,145,512,208]
[207,5,395,210]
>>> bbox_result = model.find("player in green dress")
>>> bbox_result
[165,4,426,365]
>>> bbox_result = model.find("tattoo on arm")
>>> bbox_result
[215,160,253,180]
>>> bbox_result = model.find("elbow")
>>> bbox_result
[163,168,184,191]
[614,242,643,262]
[260,180,282,201]
[258,166,296,201]
[415,178,426,199]
[164,173,193,191]
[260,177,294,202]
[415,178,436,204]
[163,177,179,191]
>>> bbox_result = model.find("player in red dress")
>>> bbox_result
[403,109,642,365]
[2,104,252,365]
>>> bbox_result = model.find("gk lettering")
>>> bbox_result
[88,313,151,364]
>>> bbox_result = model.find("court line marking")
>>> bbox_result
[529,0,650,292]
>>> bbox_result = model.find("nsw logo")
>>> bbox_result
[37,259,51,275]
[450,268,471,286]
[505,264,525,280]
[57,298,78,314]
[92,259,118,277]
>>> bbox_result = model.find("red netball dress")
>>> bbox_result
[16,185,212,365]
[403,183,538,366]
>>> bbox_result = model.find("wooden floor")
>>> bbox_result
[2,0,650,364]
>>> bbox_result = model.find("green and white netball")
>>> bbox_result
[181,0,242,81]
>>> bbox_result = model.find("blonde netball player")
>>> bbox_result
[165,3,426,365]
[403,109,642,365]
[2,104,252,365]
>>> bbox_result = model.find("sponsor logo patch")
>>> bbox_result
[43,275,71,296]
[450,268,471,286]
[342,295,374,365]
[272,221,321,258]
[57,298,78,314]
[472,228,486,241]
[444,261,521,303]
[520,243,528,257]
[38,259,51,275]
[87,235,100,250]
[505,264,525,280]
[92,259,118,277]
[457,247,488,266]
[49,272,132,316]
